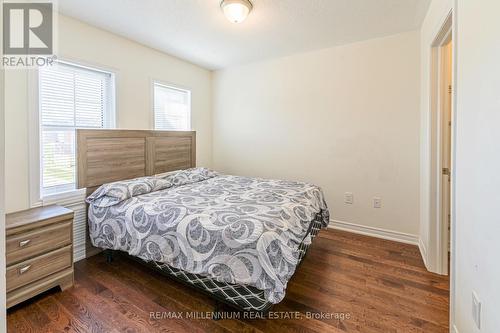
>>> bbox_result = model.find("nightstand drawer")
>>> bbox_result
[6,221,72,266]
[6,245,72,292]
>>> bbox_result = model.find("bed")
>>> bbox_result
[77,129,329,313]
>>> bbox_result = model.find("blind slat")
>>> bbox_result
[39,62,114,196]
[154,84,191,131]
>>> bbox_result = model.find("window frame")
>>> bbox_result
[152,80,192,131]
[29,59,116,206]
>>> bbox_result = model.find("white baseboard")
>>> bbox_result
[328,219,419,245]
[418,238,429,268]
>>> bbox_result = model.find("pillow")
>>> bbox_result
[86,176,172,207]
[157,167,218,187]
[87,167,218,207]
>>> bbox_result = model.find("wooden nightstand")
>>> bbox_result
[6,205,74,308]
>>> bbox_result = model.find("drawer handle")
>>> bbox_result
[19,265,32,275]
[19,239,31,247]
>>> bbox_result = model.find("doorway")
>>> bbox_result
[429,13,454,276]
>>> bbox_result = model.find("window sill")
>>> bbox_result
[33,188,87,207]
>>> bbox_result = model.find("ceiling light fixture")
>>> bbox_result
[220,0,253,24]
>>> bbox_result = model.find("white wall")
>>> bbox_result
[0,3,7,329]
[418,0,454,274]
[453,0,500,331]
[4,14,213,213]
[1,3,7,328]
[213,31,421,238]
[0,71,5,331]
[0,73,6,333]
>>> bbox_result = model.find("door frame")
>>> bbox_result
[427,11,455,277]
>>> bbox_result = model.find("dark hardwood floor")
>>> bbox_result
[7,229,449,333]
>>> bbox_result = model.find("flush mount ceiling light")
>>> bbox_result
[220,0,253,24]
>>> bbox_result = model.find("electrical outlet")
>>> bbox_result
[472,291,481,329]
[373,197,382,208]
[344,192,353,204]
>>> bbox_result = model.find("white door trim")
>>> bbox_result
[425,10,454,276]
[420,5,458,332]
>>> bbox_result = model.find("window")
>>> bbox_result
[154,83,191,131]
[38,61,115,196]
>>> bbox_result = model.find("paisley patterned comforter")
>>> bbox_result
[87,168,329,304]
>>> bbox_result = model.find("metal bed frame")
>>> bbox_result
[104,214,325,317]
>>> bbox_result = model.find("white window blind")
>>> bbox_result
[39,62,115,196]
[154,83,191,131]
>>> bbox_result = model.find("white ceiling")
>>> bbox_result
[58,0,430,70]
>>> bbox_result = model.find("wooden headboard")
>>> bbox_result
[76,129,196,258]
[77,129,196,193]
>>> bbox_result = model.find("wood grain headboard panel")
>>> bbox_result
[77,129,195,258]
[77,129,196,190]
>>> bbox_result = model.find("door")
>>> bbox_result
[441,40,453,264]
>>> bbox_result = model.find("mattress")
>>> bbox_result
[86,168,330,306]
